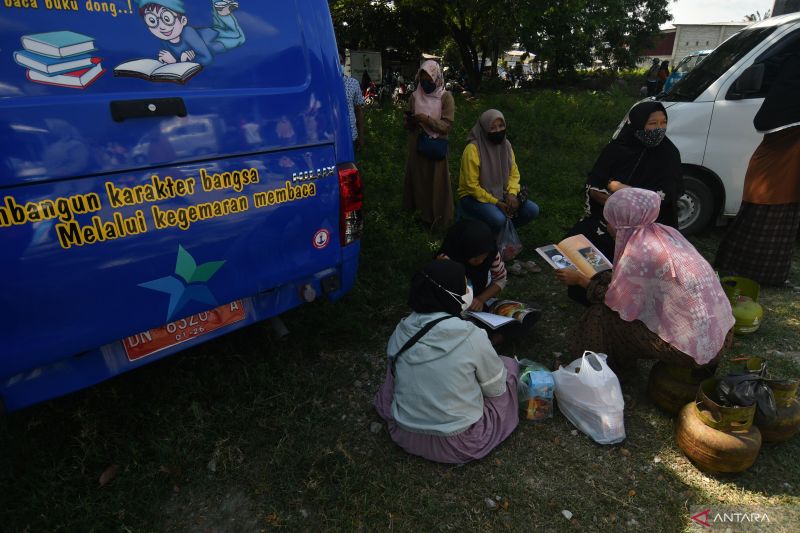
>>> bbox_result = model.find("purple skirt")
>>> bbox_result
[373,356,520,464]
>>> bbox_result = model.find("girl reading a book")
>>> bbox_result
[373,259,520,464]
[556,188,734,378]
[437,220,539,344]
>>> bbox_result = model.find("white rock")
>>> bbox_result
[562,510,573,520]
[300,509,309,518]
[369,422,383,434]
[570,430,578,436]
[485,498,497,510]
[653,456,662,463]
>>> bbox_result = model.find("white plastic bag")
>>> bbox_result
[553,351,625,444]
[497,218,522,261]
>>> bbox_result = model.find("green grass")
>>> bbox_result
[2,89,799,532]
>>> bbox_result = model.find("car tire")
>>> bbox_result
[678,175,714,236]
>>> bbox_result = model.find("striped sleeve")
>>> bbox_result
[489,252,507,290]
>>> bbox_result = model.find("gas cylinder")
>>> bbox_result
[647,361,715,415]
[759,379,800,443]
[721,277,764,335]
[675,378,761,473]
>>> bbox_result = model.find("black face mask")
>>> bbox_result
[487,130,506,144]
[420,79,436,94]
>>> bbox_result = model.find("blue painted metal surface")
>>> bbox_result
[0,0,359,411]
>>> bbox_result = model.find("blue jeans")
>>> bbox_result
[459,196,540,234]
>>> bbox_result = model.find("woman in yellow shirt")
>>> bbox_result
[457,109,539,233]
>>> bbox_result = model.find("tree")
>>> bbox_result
[517,0,672,78]
[329,0,443,62]
[744,10,771,21]
[394,0,519,91]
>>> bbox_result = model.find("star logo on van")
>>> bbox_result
[139,245,226,321]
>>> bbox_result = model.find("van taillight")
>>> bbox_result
[338,163,364,246]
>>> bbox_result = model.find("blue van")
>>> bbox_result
[662,49,712,94]
[0,0,363,412]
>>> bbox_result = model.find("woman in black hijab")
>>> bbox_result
[374,258,521,464]
[572,102,683,253]
[408,258,470,317]
[565,100,683,304]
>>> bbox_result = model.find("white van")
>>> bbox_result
[618,13,800,234]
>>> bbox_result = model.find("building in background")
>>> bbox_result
[639,22,749,68]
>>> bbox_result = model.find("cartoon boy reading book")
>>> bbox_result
[136,0,245,67]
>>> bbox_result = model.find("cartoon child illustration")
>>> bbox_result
[136,0,245,66]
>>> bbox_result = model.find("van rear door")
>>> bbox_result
[1,1,351,377]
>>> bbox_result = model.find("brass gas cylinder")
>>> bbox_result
[648,361,715,415]
[675,379,762,473]
[759,379,800,443]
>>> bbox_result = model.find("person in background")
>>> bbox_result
[557,188,734,380]
[403,60,455,231]
[646,58,660,96]
[373,259,520,464]
[457,109,540,234]
[340,52,365,152]
[657,60,670,93]
[715,52,800,286]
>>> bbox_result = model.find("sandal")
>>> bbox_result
[507,262,525,276]
[521,260,541,274]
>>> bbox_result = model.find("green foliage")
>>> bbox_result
[332,0,672,83]
[518,0,672,77]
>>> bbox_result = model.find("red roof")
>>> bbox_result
[641,31,676,56]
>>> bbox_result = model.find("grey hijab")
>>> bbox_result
[467,109,513,201]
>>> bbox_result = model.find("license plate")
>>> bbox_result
[123,300,246,361]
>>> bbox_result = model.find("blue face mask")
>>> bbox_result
[635,127,667,147]
[420,79,436,94]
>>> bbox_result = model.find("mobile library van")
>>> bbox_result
[0,0,363,411]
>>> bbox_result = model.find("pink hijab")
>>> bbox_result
[413,60,446,138]
[604,188,734,365]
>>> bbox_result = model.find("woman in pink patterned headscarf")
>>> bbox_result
[402,60,455,231]
[556,188,734,376]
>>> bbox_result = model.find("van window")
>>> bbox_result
[663,26,777,102]
[746,29,800,99]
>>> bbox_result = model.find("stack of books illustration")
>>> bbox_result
[14,31,104,89]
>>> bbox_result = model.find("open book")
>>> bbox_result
[536,234,612,277]
[465,299,538,330]
[114,59,202,84]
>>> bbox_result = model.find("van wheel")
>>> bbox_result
[678,175,714,236]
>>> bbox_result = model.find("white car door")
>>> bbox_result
[704,26,800,216]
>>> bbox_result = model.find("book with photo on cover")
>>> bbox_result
[465,299,538,330]
[114,59,202,84]
[535,234,613,277]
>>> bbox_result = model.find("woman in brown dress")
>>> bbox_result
[715,52,800,286]
[403,60,455,231]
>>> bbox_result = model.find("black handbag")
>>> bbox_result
[416,132,448,161]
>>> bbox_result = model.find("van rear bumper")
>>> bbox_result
[0,247,359,412]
